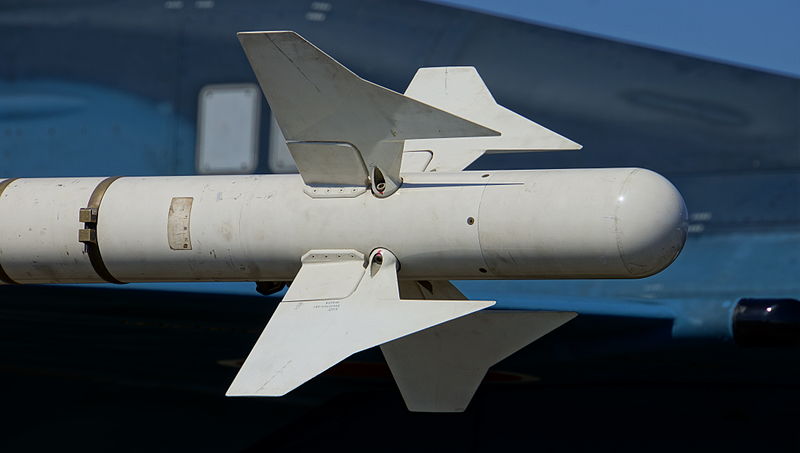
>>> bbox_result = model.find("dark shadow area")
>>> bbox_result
[0,286,798,451]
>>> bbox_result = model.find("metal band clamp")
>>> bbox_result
[80,176,125,284]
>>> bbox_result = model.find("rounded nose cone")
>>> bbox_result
[615,169,688,277]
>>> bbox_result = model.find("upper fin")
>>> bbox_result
[403,67,582,172]
[237,32,498,195]
[226,249,493,397]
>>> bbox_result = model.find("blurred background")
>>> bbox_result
[0,0,798,451]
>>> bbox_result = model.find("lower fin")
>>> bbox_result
[226,250,493,397]
[384,280,576,412]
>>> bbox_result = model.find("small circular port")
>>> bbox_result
[467,217,475,225]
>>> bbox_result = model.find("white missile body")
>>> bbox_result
[0,31,688,412]
[0,168,685,284]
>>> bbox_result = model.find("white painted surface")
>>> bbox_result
[196,84,260,174]
[227,249,493,396]
[237,31,497,195]
[382,310,576,412]
[399,150,433,173]
[288,142,368,186]
[0,177,105,283]
[283,250,364,301]
[404,67,581,172]
[480,168,687,278]
[0,169,687,283]
[93,172,485,281]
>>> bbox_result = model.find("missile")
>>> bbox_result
[0,31,688,412]
[0,169,685,283]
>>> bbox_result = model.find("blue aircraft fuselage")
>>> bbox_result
[1,0,798,346]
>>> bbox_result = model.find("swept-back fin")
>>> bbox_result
[382,309,576,412]
[237,32,498,195]
[403,67,582,172]
[226,250,493,397]
[385,280,576,412]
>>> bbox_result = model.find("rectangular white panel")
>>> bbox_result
[196,84,260,174]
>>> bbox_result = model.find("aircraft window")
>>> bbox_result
[196,84,260,174]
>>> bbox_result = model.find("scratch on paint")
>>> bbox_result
[257,359,293,393]
[267,35,321,94]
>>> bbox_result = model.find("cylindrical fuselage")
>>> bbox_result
[0,169,687,284]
